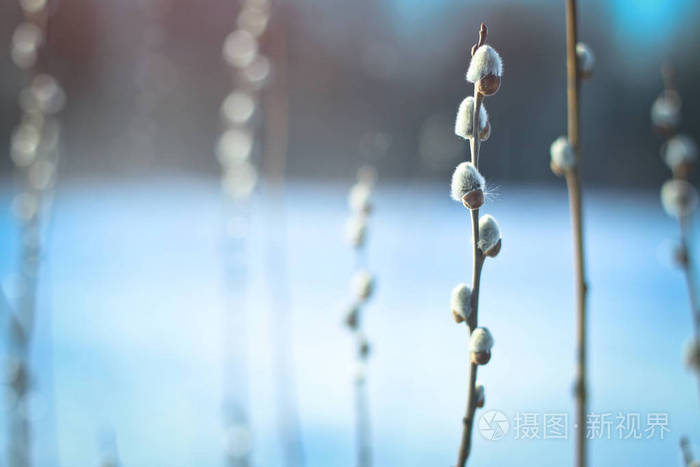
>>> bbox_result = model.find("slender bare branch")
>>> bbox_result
[455,23,494,467]
[564,1,588,466]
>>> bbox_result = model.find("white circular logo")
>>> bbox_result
[478,410,510,441]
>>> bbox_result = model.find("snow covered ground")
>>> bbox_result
[0,177,698,466]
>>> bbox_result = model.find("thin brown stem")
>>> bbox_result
[681,436,694,466]
[350,206,372,467]
[456,236,484,467]
[456,26,488,461]
[565,171,587,467]
[679,216,700,336]
[470,24,488,57]
[566,0,580,151]
[7,2,56,465]
[661,63,677,94]
[678,215,700,403]
[565,1,587,466]
[354,352,372,467]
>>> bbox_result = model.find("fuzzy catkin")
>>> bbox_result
[455,96,489,141]
[469,327,494,352]
[663,134,698,171]
[217,128,254,166]
[450,284,473,321]
[477,215,501,254]
[474,382,485,403]
[450,162,485,202]
[352,270,375,301]
[349,183,372,214]
[575,43,594,77]
[661,179,698,218]
[466,45,503,83]
[345,215,367,247]
[550,136,576,171]
[651,91,681,130]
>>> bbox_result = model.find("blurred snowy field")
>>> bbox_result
[0,177,698,466]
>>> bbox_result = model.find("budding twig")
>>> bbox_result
[452,23,503,467]
[7,0,64,465]
[653,66,700,404]
[217,1,277,465]
[561,2,589,466]
[344,168,377,467]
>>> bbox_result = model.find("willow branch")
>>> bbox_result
[564,1,587,466]
[455,23,488,467]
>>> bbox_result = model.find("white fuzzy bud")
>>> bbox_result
[469,327,494,352]
[478,214,501,257]
[685,339,700,372]
[651,90,681,131]
[223,30,258,69]
[345,216,367,248]
[576,43,595,78]
[12,22,42,69]
[466,45,503,83]
[217,128,253,166]
[237,4,270,38]
[661,179,697,218]
[221,90,256,126]
[550,136,576,174]
[349,183,372,214]
[352,270,375,301]
[662,134,697,173]
[455,97,490,141]
[450,162,485,209]
[450,283,472,323]
[10,123,40,167]
[474,382,485,407]
[221,161,258,199]
[21,74,65,115]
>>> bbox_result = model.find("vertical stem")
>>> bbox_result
[565,1,586,466]
[678,216,700,402]
[456,247,484,467]
[352,216,371,467]
[565,171,587,467]
[354,349,371,467]
[566,0,580,151]
[7,0,53,462]
[681,437,694,466]
[455,87,486,466]
[679,216,700,336]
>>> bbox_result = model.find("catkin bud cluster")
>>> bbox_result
[346,165,376,247]
[448,26,505,420]
[343,167,378,383]
[218,0,272,200]
[7,0,66,451]
[9,4,65,227]
[548,43,595,176]
[650,73,700,380]
[651,86,699,221]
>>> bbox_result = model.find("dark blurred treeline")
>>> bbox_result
[0,0,699,187]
